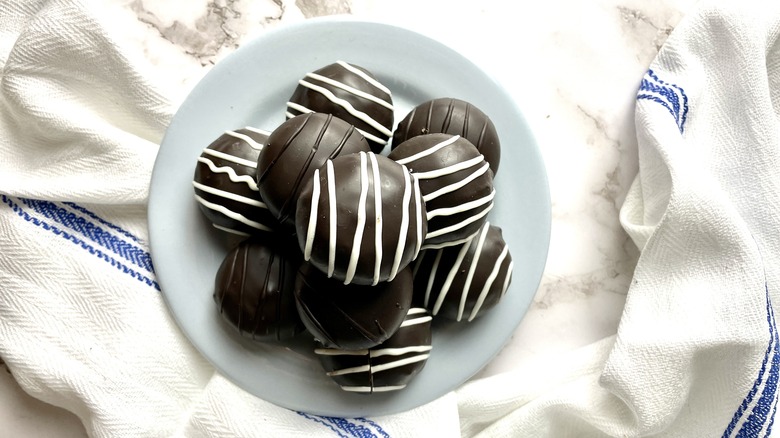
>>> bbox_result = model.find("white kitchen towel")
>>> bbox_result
[3,0,780,438]
[456,0,780,436]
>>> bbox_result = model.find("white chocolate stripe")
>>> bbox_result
[407,307,428,316]
[193,195,272,231]
[306,72,394,110]
[412,175,424,256]
[432,240,472,316]
[212,224,250,236]
[400,315,433,327]
[388,166,411,281]
[369,153,383,286]
[314,348,369,356]
[423,162,490,202]
[501,260,514,297]
[340,385,406,393]
[412,253,425,278]
[197,156,259,191]
[326,364,371,376]
[393,135,460,165]
[424,250,443,307]
[458,223,490,321]
[327,161,337,277]
[425,201,494,240]
[224,130,265,150]
[286,103,388,145]
[468,243,510,321]
[242,126,271,136]
[370,345,432,358]
[421,230,480,251]
[297,79,393,137]
[427,189,496,220]
[201,148,257,168]
[192,181,267,208]
[371,353,430,373]
[336,60,392,95]
[412,155,485,180]
[303,168,321,261]
[344,152,370,285]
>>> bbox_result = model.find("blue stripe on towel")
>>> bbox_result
[723,285,779,438]
[63,201,145,244]
[1,195,160,291]
[637,68,689,133]
[20,198,155,274]
[296,412,390,438]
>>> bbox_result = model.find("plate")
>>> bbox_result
[148,17,550,417]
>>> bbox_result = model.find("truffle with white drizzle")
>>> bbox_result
[294,262,413,350]
[295,151,427,286]
[314,307,432,394]
[286,61,394,153]
[388,133,495,250]
[193,127,279,236]
[392,97,501,175]
[412,221,513,322]
[256,113,370,230]
[214,236,305,341]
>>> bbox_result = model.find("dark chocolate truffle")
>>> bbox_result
[296,151,427,286]
[193,127,278,235]
[214,236,305,341]
[314,307,432,394]
[388,134,495,250]
[412,221,513,322]
[392,98,501,174]
[256,113,370,229]
[286,61,394,153]
[294,262,413,350]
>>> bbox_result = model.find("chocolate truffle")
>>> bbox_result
[392,98,501,175]
[413,221,513,322]
[214,236,305,341]
[286,61,394,153]
[296,151,427,286]
[256,113,370,229]
[294,262,414,350]
[193,127,278,235]
[388,134,495,250]
[314,307,432,394]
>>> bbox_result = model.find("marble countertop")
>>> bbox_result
[1,0,699,435]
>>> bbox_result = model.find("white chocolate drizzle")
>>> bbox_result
[468,244,510,321]
[458,223,490,321]
[193,194,272,231]
[212,224,250,236]
[305,72,394,110]
[344,152,370,285]
[388,166,411,281]
[192,181,266,208]
[303,168,321,261]
[336,60,392,95]
[201,148,257,168]
[224,130,265,150]
[326,160,337,277]
[285,101,387,145]
[369,152,383,286]
[293,80,392,136]
[197,156,259,191]
[427,189,495,220]
[393,135,460,166]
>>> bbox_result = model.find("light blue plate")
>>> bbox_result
[148,17,550,417]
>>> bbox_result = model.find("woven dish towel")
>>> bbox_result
[3,0,780,437]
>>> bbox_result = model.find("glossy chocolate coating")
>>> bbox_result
[287,61,394,153]
[256,113,370,229]
[314,308,432,394]
[388,134,495,249]
[214,236,305,341]
[193,127,279,235]
[412,221,513,322]
[294,262,413,350]
[296,151,427,286]
[392,98,501,175]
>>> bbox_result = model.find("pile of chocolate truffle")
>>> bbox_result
[192,61,514,394]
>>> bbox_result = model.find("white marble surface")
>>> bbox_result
[1,0,699,435]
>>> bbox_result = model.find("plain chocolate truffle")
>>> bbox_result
[412,221,513,322]
[214,236,305,341]
[193,127,278,235]
[388,133,495,250]
[256,113,370,229]
[392,97,501,175]
[296,151,427,286]
[314,307,432,394]
[294,262,414,350]
[286,61,394,153]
